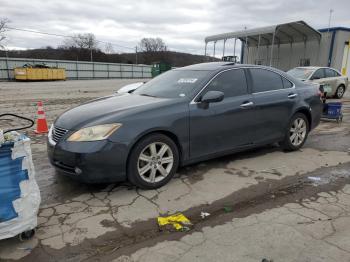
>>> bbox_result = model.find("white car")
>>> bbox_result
[287,67,348,98]
[116,82,144,94]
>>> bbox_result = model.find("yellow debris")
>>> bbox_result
[157,213,191,231]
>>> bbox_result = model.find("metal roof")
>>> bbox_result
[205,21,321,46]
[318,27,350,33]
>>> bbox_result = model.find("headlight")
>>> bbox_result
[67,123,122,142]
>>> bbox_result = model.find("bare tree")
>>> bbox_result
[139,37,167,52]
[104,42,114,54]
[0,18,9,49]
[63,33,99,50]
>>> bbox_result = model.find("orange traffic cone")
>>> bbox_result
[34,101,49,134]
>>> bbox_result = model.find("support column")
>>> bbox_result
[213,41,217,58]
[245,36,249,64]
[303,39,307,59]
[316,40,321,66]
[204,42,207,56]
[256,35,261,64]
[233,38,237,57]
[266,46,269,65]
[222,39,227,57]
[269,32,275,66]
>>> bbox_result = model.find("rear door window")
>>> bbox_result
[282,77,293,89]
[204,69,248,98]
[311,69,325,79]
[250,68,284,93]
[325,68,339,78]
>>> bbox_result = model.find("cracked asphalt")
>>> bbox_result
[0,79,349,262]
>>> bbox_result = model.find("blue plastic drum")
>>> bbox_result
[327,102,342,117]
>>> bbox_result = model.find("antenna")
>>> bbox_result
[327,9,334,33]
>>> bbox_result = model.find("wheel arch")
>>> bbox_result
[338,83,346,90]
[126,129,184,173]
[294,107,312,131]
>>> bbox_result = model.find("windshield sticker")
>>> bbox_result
[179,93,186,97]
[177,78,198,84]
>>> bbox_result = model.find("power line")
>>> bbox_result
[5,26,135,51]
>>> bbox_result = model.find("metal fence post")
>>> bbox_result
[5,56,10,80]
[76,60,79,80]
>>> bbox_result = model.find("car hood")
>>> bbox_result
[55,94,170,130]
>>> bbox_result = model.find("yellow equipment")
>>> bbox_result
[14,67,66,81]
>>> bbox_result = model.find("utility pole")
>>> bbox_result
[90,48,93,62]
[135,46,138,64]
[328,9,334,33]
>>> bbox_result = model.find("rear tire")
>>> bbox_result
[127,133,179,189]
[335,85,345,99]
[19,229,35,241]
[280,113,309,151]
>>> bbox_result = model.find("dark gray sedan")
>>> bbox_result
[47,62,322,189]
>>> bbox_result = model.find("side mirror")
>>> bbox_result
[311,76,320,80]
[200,91,224,103]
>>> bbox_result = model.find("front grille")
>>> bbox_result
[52,126,68,143]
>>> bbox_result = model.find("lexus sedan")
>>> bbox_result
[47,62,322,189]
[287,66,348,98]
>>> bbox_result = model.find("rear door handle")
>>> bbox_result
[288,93,298,99]
[240,101,254,108]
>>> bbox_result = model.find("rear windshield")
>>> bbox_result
[133,70,209,99]
[287,68,315,80]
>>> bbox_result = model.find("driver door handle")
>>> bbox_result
[240,101,254,108]
[288,93,298,99]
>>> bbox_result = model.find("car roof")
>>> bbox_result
[176,62,278,71]
[293,66,336,70]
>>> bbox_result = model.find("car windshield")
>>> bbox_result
[133,70,209,98]
[287,68,315,80]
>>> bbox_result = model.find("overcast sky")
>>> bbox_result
[2,0,350,55]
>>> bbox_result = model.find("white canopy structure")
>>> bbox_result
[204,21,322,66]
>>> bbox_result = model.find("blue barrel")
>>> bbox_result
[0,141,29,222]
[327,102,342,117]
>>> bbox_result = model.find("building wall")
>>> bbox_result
[331,30,350,70]
[242,30,349,72]
[0,57,152,81]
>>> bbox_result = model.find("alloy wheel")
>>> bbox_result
[337,86,344,98]
[289,118,307,146]
[137,142,174,183]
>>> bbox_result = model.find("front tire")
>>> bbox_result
[335,85,345,99]
[280,113,309,151]
[127,133,179,189]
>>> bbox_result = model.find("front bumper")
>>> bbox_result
[47,138,129,183]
